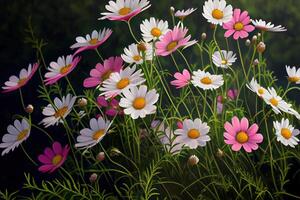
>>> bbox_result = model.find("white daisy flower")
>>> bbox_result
[202,0,233,25]
[119,85,159,119]
[252,19,287,32]
[263,87,292,114]
[121,43,153,65]
[273,118,299,148]
[286,65,300,84]
[175,8,197,20]
[174,118,211,149]
[75,117,111,149]
[212,50,237,68]
[41,94,76,128]
[99,65,145,99]
[191,70,224,90]
[140,17,169,42]
[287,108,300,120]
[0,119,31,156]
[246,78,267,97]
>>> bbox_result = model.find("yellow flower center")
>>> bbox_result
[166,41,178,51]
[212,9,224,19]
[151,27,162,37]
[269,98,278,106]
[17,129,29,141]
[133,97,146,110]
[288,76,300,83]
[221,59,228,65]
[119,7,131,16]
[187,129,200,139]
[60,64,72,75]
[54,106,68,118]
[200,77,212,85]
[234,22,244,31]
[116,78,130,89]
[92,129,105,141]
[258,88,265,95]
[102,70,112,80]
[236,131,249,144]
[18,78,27,86]
[52,155,63,166]
[133,55,142,62]
[281,128,292,139]
[89,38,98,45]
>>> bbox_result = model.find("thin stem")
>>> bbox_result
[21,144,38,166]
[65,77,76,96]
[127,20,138,42]
[19,89,25,109]
[95,49,104,62]
[237,40,248,81]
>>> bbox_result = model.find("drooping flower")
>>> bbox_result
[38,141,69,173]
[224,116,263,153]
[223,9,255,40]
[75,117,111,149]
[286,65,300,84]
[191,70,224,90]
[175,8,197,20]
[44,55,81,85]
[202,0,233,25]
[212,50,237,68]
[70,29,112,55]
[0,119,31,156]
[99,0,151,21]
[140,17,169,42]
[41,94,76,127]
[252,19,287,32]
[274,118,299,148]
[227,89,238,100]
[170,69,191,89]
[262,87,292,114]
[99,65,145,99]
[83,56,123,88]
[2,63,39,93]
[174,118,211,149]
[246,78,266,98]
[119,85,159,119]
[97,96,124,116]
[156,26,194,56]
[121,43,153,64]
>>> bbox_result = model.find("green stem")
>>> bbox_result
[127,20,138,42]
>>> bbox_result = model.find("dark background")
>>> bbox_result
[0,0,300,194]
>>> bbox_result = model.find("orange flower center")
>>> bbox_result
[288,76,300,83]
[151,27,162,37]
[119,7,131,16]
[200,77,212,85]
[166,41,178,51]
[269,98,278,106]
[18,78,27,86]
[187,129,200,139]
[17,129,29,141]
[89,38,99,45]
[258,88,265,95]
[133,55,142,62]
[92,129,105,140]
[281,128,292,139]
[54,106,68,118]
[116,78,130,89]
[212,9,224,19]
[52,155,63,166]
[236,131,249,143]
[60,64,72,75]
[234,22,244,31]
[133,97,146,109]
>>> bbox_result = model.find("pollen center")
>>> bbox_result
[119,7,131,16]
[116,78,130,89]
[269,98,278,106]
[89,38,98,45]
[18,78,27,86]
[17,129,29,141]
[167,41,178,51]
[60,64,72,75]
[187,129,200,139]
[151,27,162,37]
[200,77,212,85]
[133,97,146,109]
[54,106,68,118]
[221,59,228,65]
[258,88,265,95]
[133,55,142,62]
[92,129,105,140]
[236,131,249,143]
[288,76,300,83]
[234,22,244,31]
[281,128,292,139]
[212,9,224,19]
[52,155,63,166]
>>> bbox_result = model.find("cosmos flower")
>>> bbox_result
[262,87,292,114]
[121,43,153,64]
[286,65,300,84]
[175,8,197,20]
[191,70,224,90]
[252,19,287,32]
[140,17,169,42]
[212,50,237,68]
[202,0,233,25]
[273,118,299,148]
[246,78,266,98]
[170,69,191,89]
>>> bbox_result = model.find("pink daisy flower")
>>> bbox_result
[38,141,69,173]
[223,9,255,40]
[97,96,124,117]
[83,56,123,88]
[2,63,39,93]
[156,26,193,56]
[224,116,263,153]
[44,55,81,85]
[170,69,191,89]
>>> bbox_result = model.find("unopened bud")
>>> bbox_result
[216,148,225,158]
[210,24,216,29]
[201,32,207,40]
[257,33,261,38]
[77,98,88,107]
[188,155,199,166]
[110,148,121,157]
[253,59,259,66]
[245,39,251,46]
[25,104,34,114]
[89,173,98,183]
[170,6,175,15]
[137,42,147,52]
[96,152,105,161]
[257,42,266,53]
[139,128,148,139]
[252,35,257,43]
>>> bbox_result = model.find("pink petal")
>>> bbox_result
[38,164,54,173]
[233,31,241,40]
[239,11,249,21]
[249,133,263,143]
[224,132,235,140]
[83,77,100,88]
[233,9,241,22]
[247,124,258,135]
[224,122,236,136]
[239,30,249,38]
[231,143,242,151]
[44,147,54,159]
[240,117,249,131]
[225,138,237,145]
[242,143,252,153]
[224,30,235,38]
[243,25,255,32]
[52,142,62,154]
[38,155,51,164]
[231,117,241,132]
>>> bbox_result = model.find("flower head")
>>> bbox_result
[191,70,224,90]
[175,8,197,20]
[140,17,169,42]
[2,63,39,93]
[224,116,263,153]
[263,87,292,114]
[170,69,191,89]
[97,96,124,116]
[286,65,300,84]
[212,50,237,68]
[121,43,153,65]
[246,78,266,97]
[274,118,299,148]
[38,141,69,173]
[202,0,233,25]
[252,19,287,32]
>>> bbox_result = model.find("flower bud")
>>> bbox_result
[253,59,259,66]
[188,155,199,166]
[257,33,261,38]
[252,35,257,43]
[25,104,34,114]
[110,148,121,157]
[139,128,148,139]
[177,121,183,129]
[216,148,224,158]
[77,98,88,107]
[96,152,105,161]
[245,39,251,46]
[89,173,98,183]
[170,6,175,15]
[257,42,266,53]
[201,32,207,40]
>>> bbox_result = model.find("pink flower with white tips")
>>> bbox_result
[2,63,39,93]
[170,69,191,89]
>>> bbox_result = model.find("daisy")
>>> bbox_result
[38,141,69,173]
[70,29,112,55]
[140,17,169,42]
[191,70,224,90]
[170,69,191,89]
[121,43,153,65]
[224,116,263,153]
[246,78,266,97]
[99,65,145,99]
[202,0,233,25]
[83,56,123,88]
[212,50,237,68]
[223,9,255,40]
[287,108,300,120]
[44,55,81,85]
[174,118,211,149]
[175,8,197,20]
[41,94,76,128]
[119,85,159,119]
[2,63,39,93]
[0,119,31,156]
[274,118,299,148]
[75,117,111,149]
[156,26,194,56]
[263,87,292,114]
[252,19,287,32]
[286,65,300,84]
[99,0,151,21]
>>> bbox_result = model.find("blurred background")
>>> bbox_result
[0,0,300,194]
